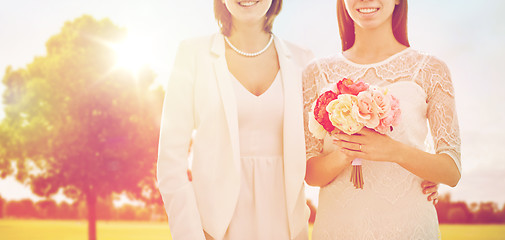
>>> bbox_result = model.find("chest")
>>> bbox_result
[225,49,280,96]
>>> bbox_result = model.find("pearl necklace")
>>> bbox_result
[224,34,274,57]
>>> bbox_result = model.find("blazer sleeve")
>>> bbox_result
[157,40,205,240]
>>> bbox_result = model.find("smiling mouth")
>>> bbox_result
[357,8,379,14]
[239,1,259,7]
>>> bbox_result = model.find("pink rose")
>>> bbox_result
[381,109,401,127]
[375,120,390,134]
[371,88,391,119]
[390,95,400,110]
[374,94,401,134]
[356,91,380,128]
[376,111,400,134]
[388,95,401,126]
[337,78,369,96]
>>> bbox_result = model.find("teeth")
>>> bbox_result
[239,1,258,7]
[358,8,379,13]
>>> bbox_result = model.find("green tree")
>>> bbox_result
[117,204,137,220]
[57,201,79,219]
[435,192,451,223]
[35,199,58,219]
[0,15,163,240]
[0,195,4,218]
[5,199,38,218]
[96,195,116,220]
[500,204,505,223]
[475,202,500,223]
[446,202,472,223]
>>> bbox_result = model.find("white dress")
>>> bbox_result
[223,71,292,240]
[302,48,461,240]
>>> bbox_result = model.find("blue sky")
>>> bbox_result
[1,0,505,205]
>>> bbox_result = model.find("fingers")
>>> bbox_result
[421,180,438,189]
[332,135,367,159]
[428,192,439,205]
[334,133,363,143]
[422,185,438,195]
[422,180,439,205]
[338,147,367,159]
[333,139,362,152]
[421,181,439,205]
[332,133,366,153]
[360,127,375,134]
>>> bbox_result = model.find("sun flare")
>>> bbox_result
[111,33,155,75]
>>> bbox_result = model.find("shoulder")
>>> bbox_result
[426,55,451,77]
[410,49,451,76]
[170,34,219,76]
[409,49,455,97]
[303,55,343,76]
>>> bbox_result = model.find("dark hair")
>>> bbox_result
[214,0,283,36]
[337,0,409,51]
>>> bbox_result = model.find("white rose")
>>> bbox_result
[308,111,327,139]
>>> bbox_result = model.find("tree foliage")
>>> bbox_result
[5,199,39,218]
[435,193,505,224]
[0,15,164,239]
[0,195,4,218]
[1,197,167,221]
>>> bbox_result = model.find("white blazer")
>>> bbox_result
[157,33,314,240]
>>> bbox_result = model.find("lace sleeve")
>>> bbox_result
[302,60,325,161]
[418,56,462,173]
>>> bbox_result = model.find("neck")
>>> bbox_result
[227,21,271,52]
[348,20,406,61]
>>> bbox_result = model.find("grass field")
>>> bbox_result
[0,220,171,240]
[1,219,504,240]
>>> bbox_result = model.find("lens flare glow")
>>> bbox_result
[111,33,155,75]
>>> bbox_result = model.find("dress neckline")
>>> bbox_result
[231,71,281,98]
[340,47,411,68]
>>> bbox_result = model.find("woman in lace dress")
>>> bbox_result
[303,0,461,239]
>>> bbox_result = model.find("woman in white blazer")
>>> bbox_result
[157,0,312,239]
[157,0,439,239]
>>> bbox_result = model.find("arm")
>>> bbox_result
[397,142,460,187]
[157,40,205,239]
[335,57,461,187]
[403,57,462,186]
[302,61,353,187]
[336,128,460,185]
[306,145,353,187]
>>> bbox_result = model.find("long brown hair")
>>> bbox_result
[337,0,410,51]
[214,0,283,36]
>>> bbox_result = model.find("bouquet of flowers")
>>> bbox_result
[308,78,401,189]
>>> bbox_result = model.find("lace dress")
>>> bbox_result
[302,48,461,240]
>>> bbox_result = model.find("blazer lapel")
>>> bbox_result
[276,36,307,228]
[211,33,241,173]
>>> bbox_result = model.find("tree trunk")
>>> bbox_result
[87,190,97,240]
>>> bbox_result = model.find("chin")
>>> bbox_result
[356,22,382,30]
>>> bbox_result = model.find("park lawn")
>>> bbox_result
[1,220,505,240]
[439,224,505,240]
[0,219,172,240]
